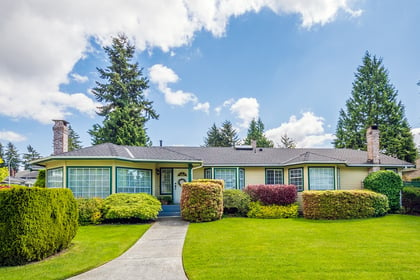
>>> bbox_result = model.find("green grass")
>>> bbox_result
[184,215,420,280]
[0,224,150,280]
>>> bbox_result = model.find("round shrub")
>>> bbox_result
[223,189,251,216]
[77,197,104,225]
[102,193,161,222]
[247,202,299,219]
[244,184,297,205]
[181,181,223,222]
[302,190,389,220]
[363,170,403,212]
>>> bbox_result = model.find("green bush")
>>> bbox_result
[411,177,420,182]
[102,193,161,222]
[302,190,389,220]
[0,187,78,266]
[402,187,420,214]
[77,197,104,225]
[181,180,223,222]
[247,202,299,219]
[223,189,251,216]
[193,179,224,188]
[34,169,45,187]
[363,170,403,212]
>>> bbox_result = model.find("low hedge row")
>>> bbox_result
[247,202,299,219]
[181,180,223,222]
[402,187,420,214]
[102,193,161,221]
[77,193,162,225]
[0,187,78,266]
[244,184,297,205]
[302,190,389,219]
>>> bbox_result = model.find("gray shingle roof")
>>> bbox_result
[32,143,414,168]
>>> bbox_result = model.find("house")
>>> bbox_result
[31,121,415,202]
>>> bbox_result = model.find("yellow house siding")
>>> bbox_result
[339,167,368,190]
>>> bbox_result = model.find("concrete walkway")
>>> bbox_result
[68,217,189,280]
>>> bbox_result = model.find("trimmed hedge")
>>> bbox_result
[223,189,251,216]
[77,197,104,225]
[247,201,299,219]
[102,193,161,222]
[302,190,389,220]
[181,180,223,222]
[193,179,224,188]
[363,170,403,212]
[0,187,78,266]
[402,187,420,214]
[244,184,297,206]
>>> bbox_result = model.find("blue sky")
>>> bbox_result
[0,0,419,158]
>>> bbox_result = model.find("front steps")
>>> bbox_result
[159,204,181,217]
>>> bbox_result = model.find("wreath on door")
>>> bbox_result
[178,178,186,186]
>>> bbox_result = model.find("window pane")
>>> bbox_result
[289,168,303,192]
[214,168,236,189]
[68,167,111,198]
[204,168,212,179]
[47,168,63,188]
[117,168,152,194]
[266,169,283,185]
[160,168,172,194]
[239,168,245,189]
[309,167,334,190]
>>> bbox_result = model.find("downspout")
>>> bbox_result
[189,162,204,181]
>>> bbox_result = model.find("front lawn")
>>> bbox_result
[0,224,150,280]
[183,215,420,280]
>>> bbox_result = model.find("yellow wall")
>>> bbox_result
[338,167,368,190]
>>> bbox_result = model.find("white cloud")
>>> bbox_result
[265,112,334,148]
[149,64,209,109]
[230,98,259,129]
[70,73,89,83]
[0,131,27,142]
[193,102,210,114]
[412,128,420,148]
[0,1,361,124]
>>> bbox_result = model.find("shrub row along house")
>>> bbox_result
[32,121,414,202]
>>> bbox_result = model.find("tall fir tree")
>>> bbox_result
[204,123,222,147]
[334,51,417,163]
[219,120,239,147]
[68,125,83,151]
[204,121,239,147]
[89,33,158,146]
[243,118,274,148]
[5,142,20,176]
[22,145,41,170]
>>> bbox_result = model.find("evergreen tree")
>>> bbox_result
[220,120,239,147]
[22,145,41,170]
[5,142,20,176]
[334,52,417,163]
[244,118,274,148]
[204,121,239,147]
[280,134,296,149]
[204,123,222,147]
[89,33,158,146]
[68,125,83,151]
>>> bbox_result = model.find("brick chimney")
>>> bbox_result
[366,125,380,172]
[53,120,69,155]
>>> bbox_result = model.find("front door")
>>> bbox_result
[173,169,188,204]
